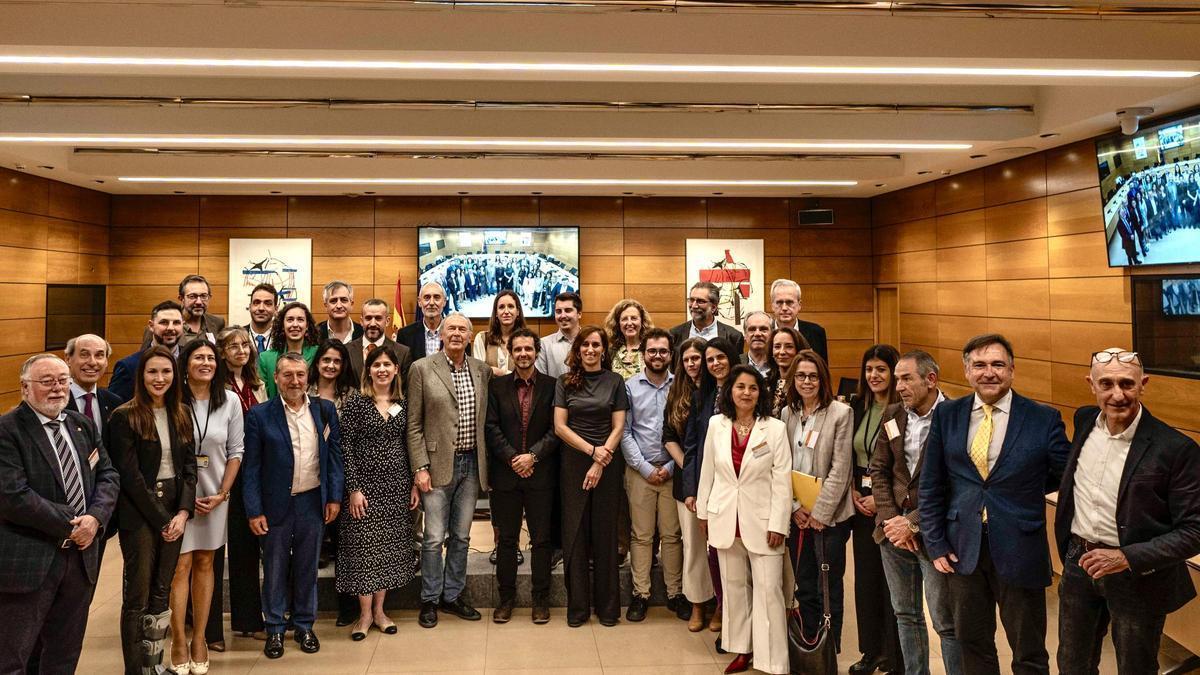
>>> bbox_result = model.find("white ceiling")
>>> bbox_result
[1,0,1199,197]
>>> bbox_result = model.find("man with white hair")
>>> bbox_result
[769,278,828,363]
[1054,348,1200,675]
[397,282,449,362]
[738,311,773,378]
[0,354,120,673]
[317,280,364,344]
[64,334,121,435]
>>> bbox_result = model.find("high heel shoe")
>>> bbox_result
[169,662,191,675]
[189,660,210,675]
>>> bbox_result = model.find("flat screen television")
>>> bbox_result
[1163,277,1200,317]
[1095,108,1200,267]
[417,227,580,319]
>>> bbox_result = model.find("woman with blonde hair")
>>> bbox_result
[604,299,653,380]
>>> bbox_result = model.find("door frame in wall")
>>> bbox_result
[875,285,899,347]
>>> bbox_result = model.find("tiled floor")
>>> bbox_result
[77,533,1191,674]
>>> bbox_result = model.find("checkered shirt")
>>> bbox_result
[449,354,476,453]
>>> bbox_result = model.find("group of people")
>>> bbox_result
[2,270,1199,675]
[1111,160,1200,264]
[420,251,578,316]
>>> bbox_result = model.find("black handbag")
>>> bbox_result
[787,530,837,675]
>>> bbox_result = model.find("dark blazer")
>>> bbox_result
[344,337,412,387]
[318,320,364,344]
[679,386,720,501]
[918,390,1069,588]
[140,313,225,350]
[241,396,344,524]
[0,403,119,593]
[485,372,561,492]
[796,319,828,364]
[108,351,141,403]
[668,320,745,357]
[869,399,942,545]
[1054,406,1200,615]
[395,321,436,362]
[107,405,197,532]
[65,386,121,431]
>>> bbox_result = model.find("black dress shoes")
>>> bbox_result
[531,602,550,624]
[418,601,439,629]
[849,654,889,675]
[264,633,284,659]
[567,613,588,628]
[668,594,691,621]
[294,629,320,654]
[439,596,482,621]
[625,595,648,622]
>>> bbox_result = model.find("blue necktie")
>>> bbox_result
[256,335,267,352]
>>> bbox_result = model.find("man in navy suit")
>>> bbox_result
[919,334,1069,675]
[1054,348,1200,675]
[110,301,185,402]
[64,334,121,436]
[242,353,344,660]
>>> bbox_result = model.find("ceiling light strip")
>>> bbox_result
[0,56,1193,78]
[117,177,857,186]
[75,148,898,161]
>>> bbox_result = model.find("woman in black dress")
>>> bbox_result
[337,346,418,640]
[552,325,629,627]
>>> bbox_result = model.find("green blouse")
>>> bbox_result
[257,344,319,399]
[853,400,885,469]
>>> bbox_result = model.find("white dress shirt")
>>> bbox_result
[688,320,719,340]
[1070,407,1143,546]
[284,397,321,494]
[904,391,945,475]
[69,381,103,434]
[966,389,1012,472]
[33,408,82,485]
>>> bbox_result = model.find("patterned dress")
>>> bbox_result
[335,391,417,595]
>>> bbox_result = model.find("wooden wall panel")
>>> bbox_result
[199,196,286,228]
[985,239,1048,280]
[374,196,460,228]
[983,154,1047,207]
[112,196,199,228]
[708,198,789,229]
[0,168,50,215]
[937,245,987,282]
[936,210,986,249]
[622,198,706,229]
[935,169,985,216]
[538,197,622,228]
[985,199,1047,243]
[462,197,539,227]
[287,196,373,229]
[1045,140,1099,195]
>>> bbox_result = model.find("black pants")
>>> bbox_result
[492,483,555,602]
[1057,542,1167,675]
[850,506,901,663]
[119,523,184,675]
[948,534,1049,675]
[0,547,95,674]
[564,490,621,623]
[227,477,264,634]
[790,520,852,651]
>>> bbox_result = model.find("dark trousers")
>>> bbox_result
[0,547,95,674]
[564,490,621,623]
[790,520,852,651]
[260,489,323,633]
[948,534,1049,675]
[492,483,555,602]
[119,523,184,675]
[851,508,902,662]
[227,478,264,633]
[1057,543,1167,675]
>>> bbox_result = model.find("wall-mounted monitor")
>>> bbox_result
[417,227,580,319]
[1095,109,1200,267]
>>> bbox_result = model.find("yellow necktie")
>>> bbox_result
[970,403,993,522]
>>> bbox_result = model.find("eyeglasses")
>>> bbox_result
[184,293,211,302]
[1092,350,1140,365]
[686,298,711,306]
[793,373,821,382]
[27,376,70,388]
[645,348,671,357]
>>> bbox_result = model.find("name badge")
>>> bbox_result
[752,443,770,458]
[884,419,901,441]
[803,430,820,448]
[861,475,873,489]
[196,455,210,470]
[388,403,402,417]
[88,448,99,469]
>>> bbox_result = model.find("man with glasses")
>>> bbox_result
[919,333,1069,675]
[619,329,685,622]
[140,274,225,349]
[769,278,827,363]
[1053,348,1200,675]
[668,281,745,358]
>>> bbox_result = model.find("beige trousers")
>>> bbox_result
[625,466,683,598]
[676,500,716,604]
[717,538,788,675]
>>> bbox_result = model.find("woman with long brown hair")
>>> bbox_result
[109,345,196,675]
[767,326,810,416]
[552,325,629,627]
[604,298,653,380]
[473,289,527,377]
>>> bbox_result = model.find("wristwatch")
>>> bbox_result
[529,453,539,464]
[908,521,920,533]
[219,489,231,502]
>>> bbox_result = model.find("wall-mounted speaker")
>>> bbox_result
[797,208,835,226]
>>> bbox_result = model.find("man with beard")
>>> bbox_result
[110,301,185,402]
[246,283,278,354]
[738,311,773,378]
[141,275,225,349]
[535,292,582,379]
[396,282,449,362]
[345,298,411,384]
[619,328,685,622]
[669,282,745,360]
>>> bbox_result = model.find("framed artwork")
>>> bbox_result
[227,238,312,326]
[684,239,764,332]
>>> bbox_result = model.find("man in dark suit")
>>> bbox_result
[316,280,364,344]
[919,333,1069,675]
[246,282,279,354]
[64,334,121,435]
[0,354,119,673]
[869,350,962,675]
[140,274,226,349]
[242,353,344,659]
[345,298,411,385]
[395,282,448,362]
[1054,348,1200,675]
[485,327,560,624]
[769,278,828,363]
[668,281,745,359]
[111,301,185,402]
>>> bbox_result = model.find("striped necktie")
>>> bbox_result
[46,420,87,516]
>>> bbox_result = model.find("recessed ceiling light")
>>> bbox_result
[0,55,1193,78]
[363,191,376,195]
[94,179,105,184]
[531,191,543,195]
[969,154,987,159]
[118,177,858,187]
[173,190,186,194]
[14,164,25,170]
[0,135,972,152]
[1039,132,1061,139]
[622,192,634,196]
[457,191,469,195]
[38,165,54,170]
[874,183,887,188]
[269,190,282,194]
[917,170,933,175]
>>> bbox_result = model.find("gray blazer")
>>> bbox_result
[406,352,492,491]
[780,399,855,527]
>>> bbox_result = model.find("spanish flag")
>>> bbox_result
[393,273,407,329]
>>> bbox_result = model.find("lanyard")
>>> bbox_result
[190,402,212,452]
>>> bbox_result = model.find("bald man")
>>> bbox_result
[1054,348,1200,675]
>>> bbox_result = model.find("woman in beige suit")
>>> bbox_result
[697,365,792,675]
[779,349,856,653]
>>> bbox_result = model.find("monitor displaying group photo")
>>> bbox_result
[1095,109,1200,267]
[1163,278,1200,317]
[417,227,580,318]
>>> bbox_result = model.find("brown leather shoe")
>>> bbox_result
[688,603,706,632]
[531,603,550,624]
[725,653,753,674]
[708,608,722,633]
[492,601,513,624]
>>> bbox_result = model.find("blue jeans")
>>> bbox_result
[260,488,323,633]
[880,540,964,675]
[419,452,480,603]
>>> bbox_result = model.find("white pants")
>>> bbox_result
[717,538,788,675]
[676,501,715,604]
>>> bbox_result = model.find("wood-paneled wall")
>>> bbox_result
[0,167,110,409]
[872,141,1200,441]
[107,195,874,383]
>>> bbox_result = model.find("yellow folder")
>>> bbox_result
[791,471,823,511]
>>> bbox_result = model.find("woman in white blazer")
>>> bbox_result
[697,365,792,675]
[778,349,856,653]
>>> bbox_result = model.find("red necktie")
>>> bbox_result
[82,392,95,424]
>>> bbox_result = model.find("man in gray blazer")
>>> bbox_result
[407,313,492,629]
